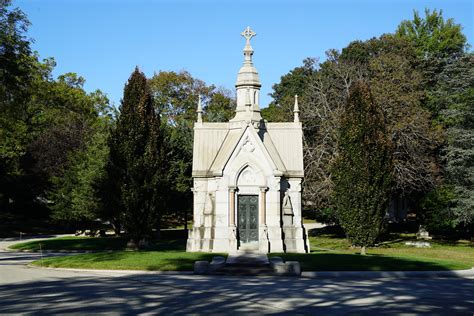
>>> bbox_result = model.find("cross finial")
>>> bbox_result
[241,26,256,44]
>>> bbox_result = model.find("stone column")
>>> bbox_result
[228,186,238,252]
[259,186,269,253]
[228,186,236,226]
[259,187,267,225]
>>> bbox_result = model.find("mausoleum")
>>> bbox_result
[186,27,309,253]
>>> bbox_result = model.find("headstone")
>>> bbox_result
[405,241,431,248]
[416,225,432,240]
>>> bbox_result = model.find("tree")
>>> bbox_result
[421,54,474,233]
[332,81,392,254]
[363,37,441,195]
[302,51,365,212]
[262,57,317,122]
[148,70,235,227]
[49,113,113,227]
[396,9,467,60]
[396,9,469,119]
[105,68,164,244]
[300,35,440,216]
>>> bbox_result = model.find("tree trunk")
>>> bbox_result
[184,208,188,231]
[155,216,161,240]
[361,246,366,255]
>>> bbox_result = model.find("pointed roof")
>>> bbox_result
[207,124,287,177]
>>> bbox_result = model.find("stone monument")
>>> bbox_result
[186,27,309,253]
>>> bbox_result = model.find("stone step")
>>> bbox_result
[211,263,274,276]
[193,256,301,276]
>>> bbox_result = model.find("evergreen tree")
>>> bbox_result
[332,81,392,254]
[105,67,164,244]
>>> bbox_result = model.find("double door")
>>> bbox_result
[237,195,258,243]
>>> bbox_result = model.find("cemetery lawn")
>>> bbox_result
[20,238,223,271]
[13,228,474,272]
[277,227,474,271]
[10,236,131,251]
[31,251,219,271]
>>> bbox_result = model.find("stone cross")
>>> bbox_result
[241,26,256,44]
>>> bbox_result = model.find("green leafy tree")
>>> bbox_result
[148,71,235,227]
[105,68,164,244]
[396,8,469,119]
[332,81,392,254]
[396,8,467,59]
[262,57,317,122]
[49,115,113,227]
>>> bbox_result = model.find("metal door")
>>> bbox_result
[238,195,258,243]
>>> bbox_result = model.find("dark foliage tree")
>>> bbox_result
[104,68,164,244]
[421,54,474,233]
[332,81,392,254]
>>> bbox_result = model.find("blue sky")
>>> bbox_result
[15,0,473,108]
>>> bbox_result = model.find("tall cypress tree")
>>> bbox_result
[104,67,163,245]
[332,80,392,254]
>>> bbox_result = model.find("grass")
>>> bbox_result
[274,227,474,271]
[15,226,474,272]
[10,236,131,251]
[32,251,220,271]
[25,237,224,271]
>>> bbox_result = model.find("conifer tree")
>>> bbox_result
[104,67,163,245]
[332,80,392,254]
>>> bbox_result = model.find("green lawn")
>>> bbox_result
[32,251,220,271]
[14,227,474,272]
[276,227,474,271]
[21,237,223,271]
[9,236,186,252]
[10,236,130,251]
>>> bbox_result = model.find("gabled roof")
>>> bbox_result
[208,124,287,177]
[192,122,304,178]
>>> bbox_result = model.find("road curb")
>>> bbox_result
[301,267,474,279]
[26,262,474,279]
[26,265,195,275]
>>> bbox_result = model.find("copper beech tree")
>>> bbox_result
[332,81,393,254]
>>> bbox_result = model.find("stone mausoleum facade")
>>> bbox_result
[186,27,309,253]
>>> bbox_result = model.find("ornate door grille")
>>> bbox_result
[238,195,258,243]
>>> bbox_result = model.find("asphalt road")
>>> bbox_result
[1,237,474,314]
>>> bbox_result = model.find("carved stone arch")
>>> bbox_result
[235,163,265,187]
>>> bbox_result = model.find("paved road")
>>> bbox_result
[1,238,473,314]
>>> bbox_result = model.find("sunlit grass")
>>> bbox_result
[32,251,222,271]
[15,227,474,272]
[276,228,474,271]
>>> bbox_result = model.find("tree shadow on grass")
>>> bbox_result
[308,226,345,238]
[11,237,188,252]
[276,252,468,271]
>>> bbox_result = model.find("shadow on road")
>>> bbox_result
[0,269,473,314]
